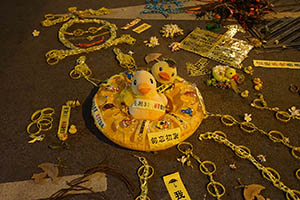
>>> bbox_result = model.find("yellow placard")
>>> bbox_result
[57,105,71,140]
[132,23,151,34]
[163,172,191,200]
[253,60,300,69]
[148,127,181,148]
[134,120,149,142]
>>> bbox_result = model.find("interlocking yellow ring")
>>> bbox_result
[206,181,226,198]
[296,169,300,180]
[212,131,227,142]
[38,118,53,131]
[286,189,300,200]
[221,115,237,126]
[261,167,280,182]
[177,142,193,155]
[240,122,257,133]
[234,145,251,159]
[137,165,154,180]
[268,130,285,143]
[26,121,42,136]
[252,97,268,110]
[41,107,55,116]
[199,160,216,175]
[292,147,300,160]
[276,111,291,123]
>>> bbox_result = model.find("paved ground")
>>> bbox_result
[1,0,300,199]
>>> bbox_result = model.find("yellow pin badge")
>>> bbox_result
[163,172,191,200]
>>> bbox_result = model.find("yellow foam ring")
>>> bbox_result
[240,122,257,133]
[46,50,61,65]
[296,169,300,180]
[276,111,292,123]
[199,161,216,175]
[137,165,154,180]
[286,189,300,200]
[31,109,42,121]
[26,121,42,136]
[41,107,55,116]
[177,142,193,155]
[206,181,226,198]
[220,114,238,126]
[261,167,281,182]
[198,132,212,140]
[292,147,300,160]
[234,145,251,159]
[38,119,53,131]
[268,130,285,143]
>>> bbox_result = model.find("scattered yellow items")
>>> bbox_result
[132,23,151,34]
[163,172,191,200]
[121,18,141,30]
[68,125,77,134]
[160,24,184,38]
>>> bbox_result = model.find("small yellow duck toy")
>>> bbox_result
[128,70,168,121]
[151,59,177,85]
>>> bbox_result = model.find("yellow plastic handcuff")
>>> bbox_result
[251,94,300,122]
[26,108,54,141]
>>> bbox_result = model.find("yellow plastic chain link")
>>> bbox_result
[45,18,136,65]
[296,169,300,181]
[177,142,226,200]
[70,56,101,86]
[135,155,154,200]
[26,108,54,143]
[205,112,300,160]
[251,94,300,122]
[199,131,300,200]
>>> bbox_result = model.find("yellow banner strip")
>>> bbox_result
[253,60,300,69]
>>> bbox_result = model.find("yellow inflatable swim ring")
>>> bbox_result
[91,71,206,151]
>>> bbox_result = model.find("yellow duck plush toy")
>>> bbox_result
[128,70,168,121]
[151,60,177,85]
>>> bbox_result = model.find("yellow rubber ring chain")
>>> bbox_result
[26,108,54,143]
[134,155,154,200]
[250,94,300,123]
[177,142,225,199]
[199,131,300,200]
[205,112,300,160]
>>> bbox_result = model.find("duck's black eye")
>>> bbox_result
[133,80,137,85]
[171,72,175,77]
[150,78,154,84]
[159,67,163,71]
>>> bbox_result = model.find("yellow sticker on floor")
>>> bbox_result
[253,60,300,69]
[148,127,181,148]
[163,172,191,200]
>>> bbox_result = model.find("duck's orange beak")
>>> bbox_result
[159,72,170,81]
[138,83,151,94]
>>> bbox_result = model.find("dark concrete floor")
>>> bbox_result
[0,0,299,199]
